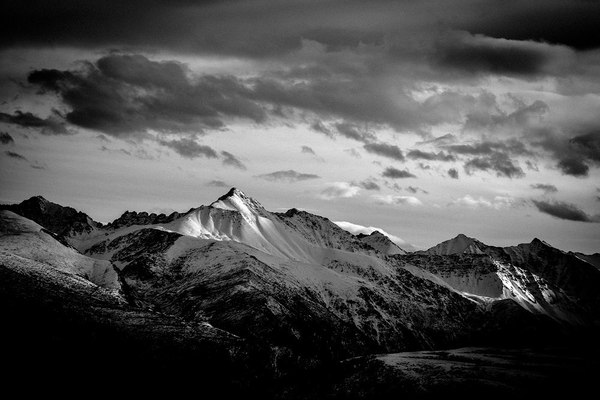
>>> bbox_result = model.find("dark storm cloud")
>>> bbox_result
[532,200,599,223]
[0,111,68,134]
[531,129,600,178]
[4,151,27,160]
[406,150,455,162]
[221,151,246,170]
[557,158,589,177]
[0,0,304,57]
[363,142,405,161]
[25,53,433,142]
[570,131,600,163]
[256,170,320,183]
[0,132,14,144]
[27,55,266,136]
[461,1,600,50]
[158,138,218,159]
[435,32,565,76]
[382,167,416,179]
[448,168,459,179]
[530,184,558,194]
[5,1,599,57]
[464,153,524,178]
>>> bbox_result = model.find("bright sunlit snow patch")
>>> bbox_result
[333,220,415,251]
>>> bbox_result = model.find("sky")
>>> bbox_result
[1,0,599,253]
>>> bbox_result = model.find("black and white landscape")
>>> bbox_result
[2,0,600,397]
[1,190,599,397]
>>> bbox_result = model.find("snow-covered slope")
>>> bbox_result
[357,231,407,255]
[419,233,487,255]
[0,210,122,294]
[103,188,383,265]
[400,236,600,325]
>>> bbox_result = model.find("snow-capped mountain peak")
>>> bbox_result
[420,233,486,255]
[210,187,267,218]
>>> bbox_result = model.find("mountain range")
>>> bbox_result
[1,188,599,398]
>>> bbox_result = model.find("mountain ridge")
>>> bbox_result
[2,189,600,397]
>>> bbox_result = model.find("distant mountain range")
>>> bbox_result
[1,188,599,398]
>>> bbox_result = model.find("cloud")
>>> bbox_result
[460,1,600,51]
[416,133,456,146]
[557,157,589,177]
[355,180,380,191]
[27,55,266,137]
[333,220,415,250]
[320,182,360,200]
[310,121,333,138]
[530,183,558,194]
[532,200,599,223]
[363,142,405,161]
[406,149,455,162]
[570,131,600,163]
[0,111,68,134]
[158,138,218,159]
[444,139,532,157]
[256,169,320,182]
[435,31,573,76]
[372,194,422,206]
[463,153,524,178]
[0,132,14,145]
[301,146,316,155]
[344,148,361,159]
[406,186,427,195]
[451,194,517,209]
[448,168,459,179]
[531,129,600,178]
[382,167,416,179]
[335,122,373,143]
[463,99,549,132]
[221,151,246,170]
[206,180,229,188]
[4,151,27,161]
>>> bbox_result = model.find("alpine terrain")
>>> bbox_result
[1,189,599,398]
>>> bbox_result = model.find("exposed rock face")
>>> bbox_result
[357,231,407,255]
[0,196,100,237]
[106,210,185,230]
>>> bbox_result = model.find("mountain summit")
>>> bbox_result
[210,187,268,219]
[420,233,487,255]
